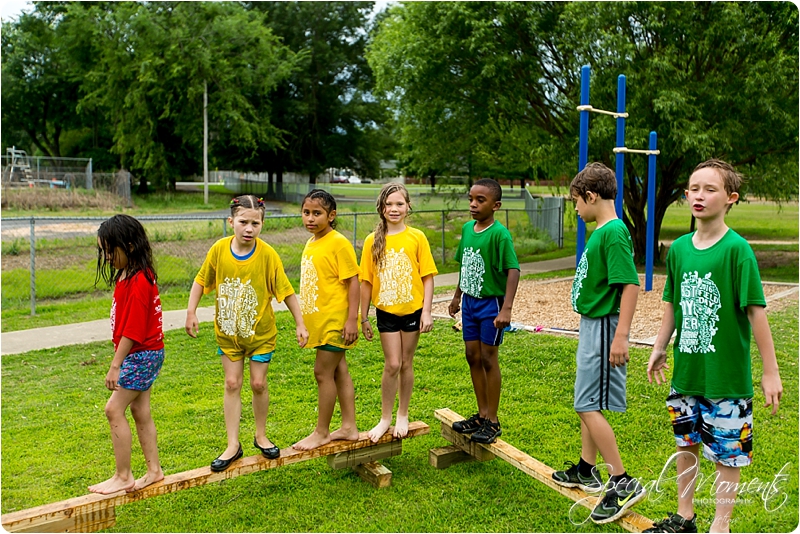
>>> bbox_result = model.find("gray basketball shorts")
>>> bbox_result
[574,314,627,413]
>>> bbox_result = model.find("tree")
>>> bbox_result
[75,2,298,190]
[368,2,799,260]
[247,1,394,187]
[1,7,87,159]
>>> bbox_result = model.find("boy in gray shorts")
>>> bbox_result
[551,163,645,524]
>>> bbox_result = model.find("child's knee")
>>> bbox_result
[250,378,268,394]
[225,376,243,392]
[383,359,402,376]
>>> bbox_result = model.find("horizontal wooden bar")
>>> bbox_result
[2,421,429,533]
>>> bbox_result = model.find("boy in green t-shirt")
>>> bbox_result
[551,163,646,524]
[448,179,520,444]
[646,159,783,534]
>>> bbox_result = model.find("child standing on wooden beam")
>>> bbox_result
[551,163,645,523]
[448,178,520,445]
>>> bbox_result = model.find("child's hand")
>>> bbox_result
[105,366,121,391]
[296,324,309,348]
[493,308,511,330]
[448,298,461,318]
[343,318,359,345]
[420,311,433,333]
[362,319,374,341]
[609,337,630,368]
[761,371,783,415]
[647,349,669,385]
[185,312,199,338]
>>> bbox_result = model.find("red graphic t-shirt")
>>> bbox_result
[111,270,164,353]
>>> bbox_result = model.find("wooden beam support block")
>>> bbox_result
[434,409,653,533]
[440,424,496,462]
[2,421,430,533]
[352,461,392,489]
[429,445,475,469]
[327,439,402,469]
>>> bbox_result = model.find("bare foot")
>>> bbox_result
[368,419,392,443]
[393,414,409,439]
[130,470,164,492]
[330,426,359,442]
[88,474,135,495]
[293,430,331,451]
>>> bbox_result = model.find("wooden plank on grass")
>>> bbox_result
[440,424,496,462]
[434,409,653,533]
[327,439,402,469]
[429,445,475,469]
[2,421,429,533]
[352,461,392,489]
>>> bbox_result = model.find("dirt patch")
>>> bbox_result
[432,275,798,343]
[754,249,799,270]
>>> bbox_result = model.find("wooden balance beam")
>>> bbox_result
[1,421,429,533]
[431,409,654,533]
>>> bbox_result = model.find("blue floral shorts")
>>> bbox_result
[118,348,165,391]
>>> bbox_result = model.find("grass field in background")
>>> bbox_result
[1,307,797,532]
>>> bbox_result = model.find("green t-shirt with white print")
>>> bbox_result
[571,218,639,318]
[663,229,765,399]
[455,220,519,298]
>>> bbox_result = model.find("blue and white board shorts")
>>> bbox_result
[574,315,627,413]
[462,294,505,346]
[666,388,753,467]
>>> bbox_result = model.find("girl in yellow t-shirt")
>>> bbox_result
[360,183,438,442]
[185,195,309,471]
[293,189,361,451]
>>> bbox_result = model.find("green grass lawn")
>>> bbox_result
[1,308,797,532]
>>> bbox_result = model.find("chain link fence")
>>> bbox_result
[1,204,563,316]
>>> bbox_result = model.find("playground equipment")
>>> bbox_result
[430,408,654,533]
[0,422,429,533]
[2,147,34,184]
[576,65,660,291]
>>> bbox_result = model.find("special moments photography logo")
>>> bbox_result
[567,452,792,526]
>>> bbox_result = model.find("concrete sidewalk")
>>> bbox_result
[0,256,575,356]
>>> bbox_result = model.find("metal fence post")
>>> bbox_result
[353,213,358,248]
[441,210,446,266]
[222,218,227,237]
[86,158,93,190]
[29,217,36,316]
[505,209,509,229]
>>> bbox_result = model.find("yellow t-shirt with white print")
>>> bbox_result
[195,237,294,357]
[360,226,438,316]
[300,230,361,349]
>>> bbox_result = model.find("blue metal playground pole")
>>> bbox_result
[645,131,658,292]
[576,65,590,267]
[615,75,626,218]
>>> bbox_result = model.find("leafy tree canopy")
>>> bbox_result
[368,1,798,257]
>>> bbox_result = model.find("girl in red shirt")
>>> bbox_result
[89,214,165,495]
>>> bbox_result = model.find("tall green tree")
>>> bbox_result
[247,1,394,186]
[1,6,87,159]
[369,2,798,259]
[76,1,298,190]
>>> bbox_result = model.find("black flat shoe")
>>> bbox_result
[210,443,243,472]
[254,437,280,460]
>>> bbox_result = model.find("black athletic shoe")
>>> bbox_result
[590,477,646,524]
[470,419,502,444]
[452,413,485,434]
[552,461,604,493]
[644,513,698,533]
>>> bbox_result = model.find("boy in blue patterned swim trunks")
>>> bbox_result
[647,159,783,533]
[448,179,520,445]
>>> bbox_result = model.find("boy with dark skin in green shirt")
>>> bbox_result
[449,179,520,444]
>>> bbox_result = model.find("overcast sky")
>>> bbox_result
[0,0,32,21]
[0,1,392,23]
